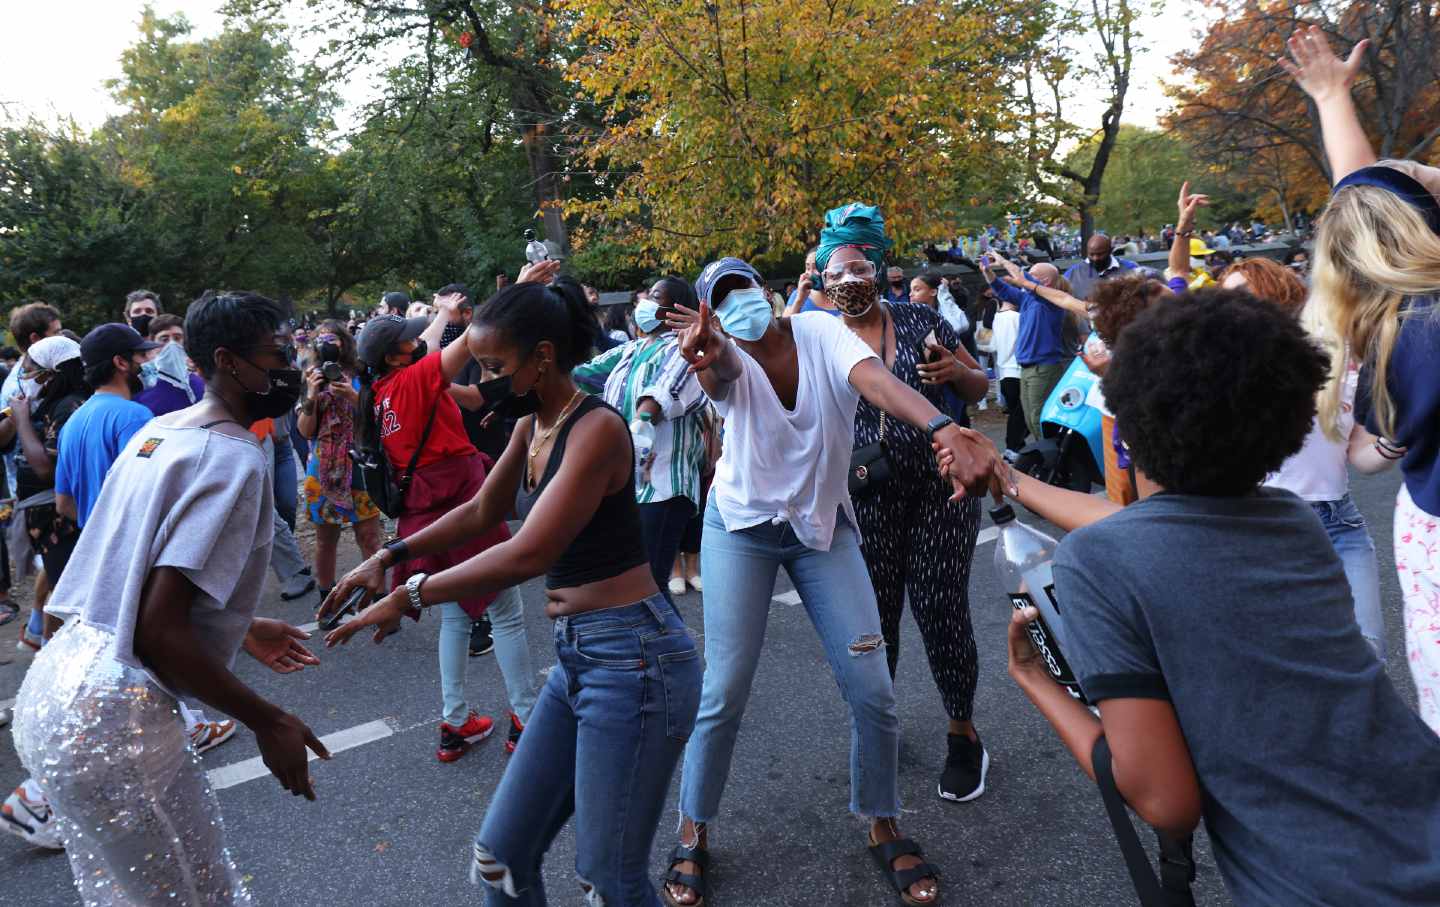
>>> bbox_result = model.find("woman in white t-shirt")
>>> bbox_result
[11,293,327,904]
[991,298,1025,455]
[659,256,1007,907]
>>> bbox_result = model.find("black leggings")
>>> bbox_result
[854,486,982,722]
[1000,376,1027,452]
[638,497,695,600]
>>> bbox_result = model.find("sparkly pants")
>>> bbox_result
[12,621,251,906]
[1395,485,1440,734]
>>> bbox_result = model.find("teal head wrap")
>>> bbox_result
[814,203,892,272]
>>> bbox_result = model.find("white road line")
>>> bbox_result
[773,590,802,606]
[207,719,393,791]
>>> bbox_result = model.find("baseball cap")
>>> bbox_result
[80,324,160,368]
[695,257,763,308]
[357,314,427,369]
[381,291,411,312]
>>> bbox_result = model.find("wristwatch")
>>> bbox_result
[382,537,409,566]
[926,414,955,438]
[405,573,430,611]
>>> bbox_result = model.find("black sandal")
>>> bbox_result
[662,842,709,907]
[869,835,941,906]
[0,598,17,628]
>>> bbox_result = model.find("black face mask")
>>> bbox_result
[129,315,153,338]
[233,358,304,420]
[126,358,145,397]
[410,340,428,364]
[318,342,341,363]
[475,372,540,420]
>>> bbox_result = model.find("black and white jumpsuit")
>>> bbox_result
[850,302,982,722]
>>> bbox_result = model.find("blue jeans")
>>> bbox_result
[680,500,900,821]
[473,595,700,906]
[1311,495,1385,658]
[439,587,539,726]
[272,415,298,531]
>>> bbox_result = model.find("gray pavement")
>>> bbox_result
[0,413,1415,906]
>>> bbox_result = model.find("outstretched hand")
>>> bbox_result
[244,618,321,674]
[1280,26,1368,103]
[990,252,1025,284]
[677,298,727,373]
[1176,181,1210,231]
[324,589,408,648]
[516,259,562,286]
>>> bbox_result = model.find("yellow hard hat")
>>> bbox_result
[1189,236,1215,257]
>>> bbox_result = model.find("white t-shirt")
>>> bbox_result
[711,312,878,550]
[1266,368,1357,502]
[48,423,274,703]
[991,309,1022,379]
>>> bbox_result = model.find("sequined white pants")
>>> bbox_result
[12,621,252,906]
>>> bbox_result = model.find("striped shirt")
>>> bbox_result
[574,335,710,506]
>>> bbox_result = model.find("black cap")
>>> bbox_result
[80,323,161,368]
[523,228,536,241]
[989,503,1016,525]
[356,314,427,369]
[436,282,472,304]
[381,291,410,313]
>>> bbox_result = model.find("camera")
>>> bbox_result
[322,361,344,383]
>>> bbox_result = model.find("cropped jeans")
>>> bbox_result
[473,595,700,906]
[439,586,537,726]
[1311,494,1385,658]
[679,500,901,823]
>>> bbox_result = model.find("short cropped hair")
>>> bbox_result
[1103,288,1328,496]
[184,291,287,379]
[9,303,61,352]
[148,313,184,338]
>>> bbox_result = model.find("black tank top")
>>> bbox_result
[514,395,648,589]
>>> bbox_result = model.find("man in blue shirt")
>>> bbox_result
[55,325,158,527]
[882,266,910,303]
[982,257,1072,441]
[1062,234,1137,301]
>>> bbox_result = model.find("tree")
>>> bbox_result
[1010,0,1150,246]
[558,0,1025,270]
[1064,126,1188,235]
[1170,0,1440,207]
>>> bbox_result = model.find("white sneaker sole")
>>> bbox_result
[1,805,64,850]
[937,747,990,803]
[192,722,239,755]
[463,725,495,745]
[667,578,687,597]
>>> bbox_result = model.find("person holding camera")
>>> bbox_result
[297,321,382,598]
[353,277,545,762]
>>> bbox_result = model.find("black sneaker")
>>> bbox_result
[938,731,989,802]
[469,616,494,657]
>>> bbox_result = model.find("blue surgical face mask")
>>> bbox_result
[716,287,772,342]
[634,298,663,333]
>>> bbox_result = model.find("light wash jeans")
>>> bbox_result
[1311,494,1385,659]
[680,500,900,822]
[473,595,700,906]
[439,586,538,726]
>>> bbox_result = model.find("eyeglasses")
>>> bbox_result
[821,261,877,282]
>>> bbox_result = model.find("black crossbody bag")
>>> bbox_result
[1092,736,1197,907]
[849,313,895,497]
[353,406,438,519]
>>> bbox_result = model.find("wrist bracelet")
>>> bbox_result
[1374,439,1404,460]
[382,537,409,565]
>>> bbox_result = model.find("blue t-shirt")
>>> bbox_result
[55,393,155,526]
[799,297,841,316]
[1054,490,1440,905]
[989,277,1070,366]
[1365,298,1440,516]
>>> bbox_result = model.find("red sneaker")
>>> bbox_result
[505,713,524,755]
[438,712,494,763]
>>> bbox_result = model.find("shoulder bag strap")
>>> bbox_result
[399,405,440,486]
[1091,736,1196,907]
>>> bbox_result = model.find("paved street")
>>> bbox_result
[0,414,1415,906]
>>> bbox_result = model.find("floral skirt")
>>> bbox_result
[304,456,380,526]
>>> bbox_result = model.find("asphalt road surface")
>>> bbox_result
[0,413,1415,907]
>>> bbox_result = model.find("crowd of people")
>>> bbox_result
[0,27,1437,907]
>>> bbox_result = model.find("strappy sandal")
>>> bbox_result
[0,598,18,628]
[869,834,941,906]
[661,842,710,907]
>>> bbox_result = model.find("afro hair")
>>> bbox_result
[1090,275,1170,347]
[1102,287,1328,496]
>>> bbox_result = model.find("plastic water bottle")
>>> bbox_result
[630,411,655,481]
[990,503,1087,702]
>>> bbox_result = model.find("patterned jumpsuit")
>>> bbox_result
[851,302,982,721]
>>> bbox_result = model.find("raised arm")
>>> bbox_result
[669,299,743,401]
[995,252,1086,315]
[1280,26,1376,182]
[1168,181,1210,283]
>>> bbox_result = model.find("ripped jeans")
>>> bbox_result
[473,595,700,906]
[679,501,901,822]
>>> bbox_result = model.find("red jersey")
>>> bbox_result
[371,351,476,470]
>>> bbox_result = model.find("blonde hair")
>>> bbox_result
[1311,177,1440,439]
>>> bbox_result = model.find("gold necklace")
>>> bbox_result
[528,390,585,460]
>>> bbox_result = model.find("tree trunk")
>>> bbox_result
[521,122,568,253]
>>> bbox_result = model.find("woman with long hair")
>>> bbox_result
[323,277,700,906]
[297,320,382,597]
[1284,26,1440,730]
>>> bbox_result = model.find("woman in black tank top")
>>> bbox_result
[322,274,700,906]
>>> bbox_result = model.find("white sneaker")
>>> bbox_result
[687,574,704,593]
[1,784,64,850]
[667,576,687,597]
[190,720,238,755]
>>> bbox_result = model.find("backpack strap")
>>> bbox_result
[1092,736,1196,907]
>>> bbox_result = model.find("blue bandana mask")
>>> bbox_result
[634,299,663,333]
[716,288,771,342]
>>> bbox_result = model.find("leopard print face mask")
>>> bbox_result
[825,278,879,317]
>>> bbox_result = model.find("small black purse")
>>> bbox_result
[849,410,893,497]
